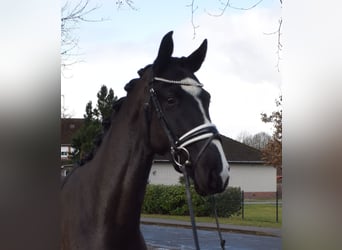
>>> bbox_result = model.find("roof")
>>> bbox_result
[155,135,264,164]
[60,118,264,164]
[220,135,263,164]
[61,118,84,145]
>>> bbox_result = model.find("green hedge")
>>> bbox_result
[142,184,241,217]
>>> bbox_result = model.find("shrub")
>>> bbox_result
[142,184,165,214]
[142,184,241,217]
[210,187,242,217]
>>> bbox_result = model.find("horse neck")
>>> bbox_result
[89,97,154,234]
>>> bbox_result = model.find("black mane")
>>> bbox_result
[78,96,126,165]
[61,95,127,188]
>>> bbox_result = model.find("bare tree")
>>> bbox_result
[237,131,271,150]
[61,0,281,67]
[115,0,137,10]
[61,0,103,70]
[61,95,75,118]
[187,0,266,39]
[189,0,283,69]
[264,17,282,71]
[61,0,138,71]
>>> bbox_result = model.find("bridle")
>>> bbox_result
[146,71,226,250]
[148,76,221,173]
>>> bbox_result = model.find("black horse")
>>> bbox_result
[61,31,230,250]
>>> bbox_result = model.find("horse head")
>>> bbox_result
[128,31,230,196]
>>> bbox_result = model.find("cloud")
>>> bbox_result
[61,5,282,139]
[177,7,281,84]
[173,7,282,138]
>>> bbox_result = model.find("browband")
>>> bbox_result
[153,77,203,87]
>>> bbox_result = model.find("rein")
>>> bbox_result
[181,164,200,250]
[147,75,226,250]
[181,161,226,250]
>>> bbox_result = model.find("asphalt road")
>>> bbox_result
[141,224,281,250]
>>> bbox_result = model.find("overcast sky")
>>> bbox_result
[61,0,282,139]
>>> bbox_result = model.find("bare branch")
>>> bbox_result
[264,18,282,71]
[275,18,283,71]
[205,0,230,17]
[188,0,265,38]
[61,94,75,118]
[186,0,199,39]
[227,0,264,11]
[61,0,104,71]
[115,0,138,10]
[205,0,264,17]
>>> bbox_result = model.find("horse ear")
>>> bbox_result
[153,31,174,74]
[184,39,207,72]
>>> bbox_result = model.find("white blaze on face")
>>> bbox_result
[181,78,230,188]
[180,78,210,124]
[213,140,230,187]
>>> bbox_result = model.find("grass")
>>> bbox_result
[142,203,282,228]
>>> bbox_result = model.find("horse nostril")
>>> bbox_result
[211,171,229,193]
[209,171,223,193]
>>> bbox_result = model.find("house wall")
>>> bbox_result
[61,145,70,159]
[149,162,183,185]
[149,162,277,194]
[229,164,277,192]
[61,145,75,159]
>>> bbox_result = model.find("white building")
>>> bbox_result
[61,118,84,177]
[61,118,277,198]
[149,135,277,199]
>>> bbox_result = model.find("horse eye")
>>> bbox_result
[167,97,176,105]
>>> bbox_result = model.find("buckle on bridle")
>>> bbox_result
[171,146,191,172]
[170,124,220,173]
